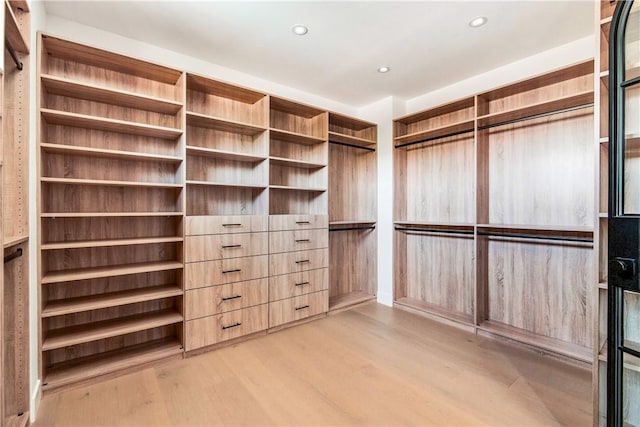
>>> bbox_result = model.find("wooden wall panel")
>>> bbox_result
[328,144,376,222]
[487,239,593,348]
[186,186,267,216]
[329,229,376,298]
[187,126,268,157]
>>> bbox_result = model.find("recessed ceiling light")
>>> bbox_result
[469,16,488,28]
[292,25,308,36]
[377,66,391,73]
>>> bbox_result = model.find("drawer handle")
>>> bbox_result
[222,244,242,249]
[295,305,310,311]
[222,223,242,227]
[295,281,310,286]
[295,260,310,264]
[295,239,310,243]
[222,268,242,274]
[295,221,310,224]
[222,295,242,301]
[222,322,242,330]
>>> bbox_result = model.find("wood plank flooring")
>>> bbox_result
[33,302,592,426]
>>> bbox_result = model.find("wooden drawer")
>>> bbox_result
[185,255,268,289]
[186,232,268,262]
[268,248,328,276]
[269,268,328,302]
[185,304,268,351]
[268,214,328,231]
[185,278,269,319]
[268,291,328,328]
[269,229,328,254]
[186,215,268,235]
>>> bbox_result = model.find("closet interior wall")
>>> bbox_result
[3,1,30,426]
[393,60,596,364]
[36,33,377,391]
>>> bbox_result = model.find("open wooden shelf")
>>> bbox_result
[40,143,182,163]
[394,119,474,147]
[187,74,266,103]
[394,221,475,233]
[601,70,610,89]
[477,91,594,129]
[270,128,326,145]
[41,177,182,189]
[41,109,183,140]
[186,111,266,135]
[186,180,267,189]
[42,338,183,391]
[269,185,326,192]
[329,291,376,311]
[394,297,474,325]
[42,310,183,351]
[477,224,594,241]
[186,146,266,162]
[40,212,183,218]
[328,131,375,149]
[41,236,183,251]
[5,1,28,53]
[41,261,184,284]
[269,156,326,169]
[42,285,183,318]
[478,320,592,363]
[329,220,376,229]
[3,235,28,248]
[41,74,183,114]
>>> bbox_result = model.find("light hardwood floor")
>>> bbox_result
[33,302,591,426]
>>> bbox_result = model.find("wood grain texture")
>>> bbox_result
[185,304,268,351]
[269,136,327,164]
[268,214,328,231]
[269,268,328,302]
[268,290,328,328]
[187,125,268,157]
[185,232,268,262]
[186,185,268,216]
[185,279,268,319]
[329,143,376,222]
[186,84,267,127]
[185,215,267,235]
[268,248,328,277]
[268,229,328,254]
[185,255,268,289]
[270,97,327,139]
[394,97,474,138]
[329,228,376,299]
[269,189,328,215]
[487,238,593,349]
[186,154,266,187]
[269,162,326,189]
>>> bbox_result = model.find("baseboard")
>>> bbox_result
[30,379,41,424]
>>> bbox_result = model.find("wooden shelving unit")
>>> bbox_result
[38,34,186,392]
[328,112,377,311]
[393,60,595,362]
[3,0,30,423]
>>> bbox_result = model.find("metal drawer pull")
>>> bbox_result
[295,305,310,311]
[222,295,242,301]
[222,244,242,249]
[222,223,242,227]
[295,260,310,264]
[295,221,310,224]
[222,268,241,274]
[222,322,242,330]
[295,281,310,286]
[295,239,310,243]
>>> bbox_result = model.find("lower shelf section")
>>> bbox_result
[329,291,376,311]
[394,297,474,326]
[42,338,183,392]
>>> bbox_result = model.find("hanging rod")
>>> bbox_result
[330,225,376,232]
[4,248,23,264]
[395,128,474,149]
[329,140,376,152]
[477,230,593,243]
[477,102,594,131]
[395,227,474,236]
[5,41,23,71]
[621,345,640,359]
[621,75,640,88]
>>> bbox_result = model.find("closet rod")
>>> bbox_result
[477,102,594,131]
[4,248,23,264]
[394,128,474,149]
[5,41,23,71]
[395,227,474,236]
[329,140,376,152]
[621,75,640,88]
[621,345,640,359]
[330,225,376,232]
[477,230,593,243]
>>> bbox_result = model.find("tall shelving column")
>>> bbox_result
[3,0,29,424]
[38,34,186,391]
[183,74,269,351]
[268,97,329,328]
[596,1,616,424]
[328,112,377,311]
[393,98,476,328]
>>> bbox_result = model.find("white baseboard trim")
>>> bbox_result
[30,379,41,423]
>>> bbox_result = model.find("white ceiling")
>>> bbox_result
[42,1,595,107]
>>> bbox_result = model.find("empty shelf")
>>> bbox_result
[42,260,184,284]
[42,236,183,250]
[186,146,266,162]
[270,128,326,145]
[40,143,182,163]
[186,111,266,135]
[41,177,182,189]
[269,156,326,169]
[328,131,376,148]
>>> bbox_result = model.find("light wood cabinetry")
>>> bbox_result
[394,61,595,363]
[37,34,185,392]
[3,1,29,425]
[328,113,377,311]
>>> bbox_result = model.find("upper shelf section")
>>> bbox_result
[6,0,29,53]
[270,96,327,141]
[328,112,377,149]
